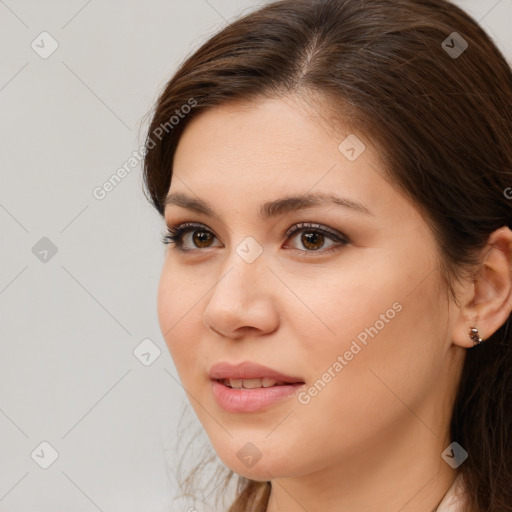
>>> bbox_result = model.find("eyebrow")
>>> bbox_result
[164,191,374,219]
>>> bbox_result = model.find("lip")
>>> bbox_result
[211,380,304,413]
[208,361,304,383]
[208,361,305,413]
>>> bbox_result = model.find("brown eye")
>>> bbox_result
[192,230,214,248]
[300,231,326,251]
[163,221,349,255]
[285,222,348,254]
[162,222,220,250]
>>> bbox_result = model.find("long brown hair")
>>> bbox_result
[142,0,512,510]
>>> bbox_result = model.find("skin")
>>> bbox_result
[157,94,512,511]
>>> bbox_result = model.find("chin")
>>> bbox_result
[212,441,296,481]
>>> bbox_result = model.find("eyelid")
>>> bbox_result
[284,222,348,243]
[164,221,221,250]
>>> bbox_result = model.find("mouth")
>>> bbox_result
[208,361,305,413]
[215,377,304,389]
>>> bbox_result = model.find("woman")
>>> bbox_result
[142,0,512,510]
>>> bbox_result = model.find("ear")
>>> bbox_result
[451,226,512,348]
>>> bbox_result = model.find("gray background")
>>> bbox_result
[0,1,510,511]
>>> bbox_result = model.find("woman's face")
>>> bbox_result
[157,95,463,482]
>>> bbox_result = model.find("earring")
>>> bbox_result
[469,326,484,345]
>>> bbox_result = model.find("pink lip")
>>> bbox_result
[208,361,305,413]
[208,361,304,383]
[211,380,304,413]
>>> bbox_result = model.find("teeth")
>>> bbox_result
[242,378,263,389]
[228,378,243,389]
[222,377,284,388]
[262,377,278,387]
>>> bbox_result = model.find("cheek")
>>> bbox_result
[157,264,202,374]
[293,252,444,411]
[284,258,406,357]
[310,277,441,416]
[156,265,178,340]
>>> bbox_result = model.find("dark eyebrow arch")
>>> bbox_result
[164,191,374,219]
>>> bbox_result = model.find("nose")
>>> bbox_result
[202,250,279,340]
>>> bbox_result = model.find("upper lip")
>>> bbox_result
[209,361,305,383]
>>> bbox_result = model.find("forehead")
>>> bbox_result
[173,96,373,183]
[168,96,408,226]
[176,96,341,158]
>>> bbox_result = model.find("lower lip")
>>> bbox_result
[211,379,305,413]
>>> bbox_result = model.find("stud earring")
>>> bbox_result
[469,326,484,345]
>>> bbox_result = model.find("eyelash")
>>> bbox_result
[161,221,349,256]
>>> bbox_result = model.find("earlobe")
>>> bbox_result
[451,226,512,349]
